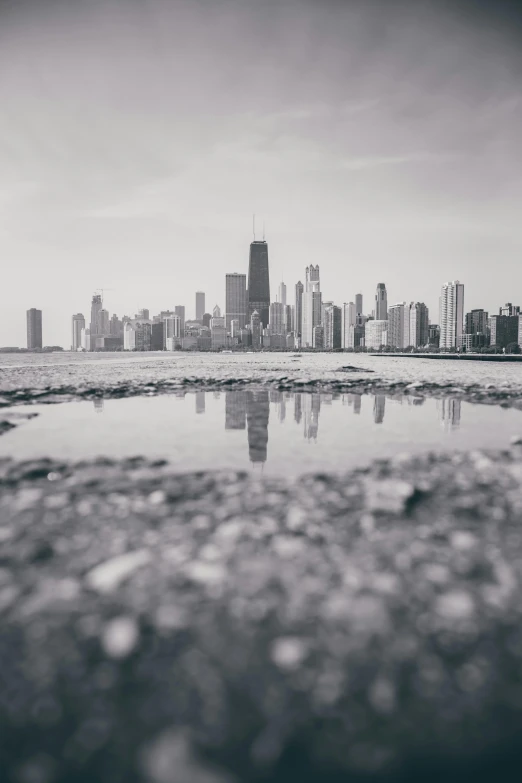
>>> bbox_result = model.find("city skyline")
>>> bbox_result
[2,0,522,346]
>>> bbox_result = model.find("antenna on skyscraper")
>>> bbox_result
[263,221,265,241]
[253,214,256,241]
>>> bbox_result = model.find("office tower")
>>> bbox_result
[440,281,464,349]
[248,239,270,328]
[225,391,247,430]
[213,304,221,318]
[137,308,150,320]
[355,293,363,316]
[151,322,164,351]
[246,390,269,463]
[490,313,519,349]
[365,320,388,349]
[312,324,324,350]
[302,265,322,348]
[175,306,186,336]
[124,319,152,351]
[269,302,285,335]
[373,395,386,424]
[99,309,110,336]
[26,308,43,350]
[210,313,227,349]
[295,281,304,340]
[230,319,240,339]
[375,284,388,321]
[196,291,205,321]
[109,314,123,336]
[164,315,181,351]
[250,310,261,350]
[387,303,410,350]
[72,313,85,351]
[409,303,430,348]
[342,302,356,349]
[354,324,366,348]
[226,273,247,330]
[278,281,287,306]
[429,324,441,348]
[285,305,292,334]
[324,304,342,350]
[81,327,91,351]
[466,309,489,335]
[202,313,212,328]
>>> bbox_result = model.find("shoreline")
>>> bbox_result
[374,353,522,362]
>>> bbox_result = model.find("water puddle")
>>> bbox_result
[0,390,520,475]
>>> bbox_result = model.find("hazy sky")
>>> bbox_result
[1,0,521,346]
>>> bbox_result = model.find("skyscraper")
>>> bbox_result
[365,320,388,350]
[302,265,322,348]
[295,281,304,341]
[355,294,363,316]
[196,291,205,321]
[26,308,42,350]
[226,273,247,330]
[278,281,287,306]
[250,310,261,350]
[89,293,103,351]
[409,303,430,348]
[324,304,342,350]
[175,306,185,336]
[375,284,388,321]
[440,281,464,349]
[72,313,85,351]
[387,303,410,350]
[342,302,356,349]
[269,302,285,335]
[248,240,270,328]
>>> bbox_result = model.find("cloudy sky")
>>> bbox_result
[1,0,521,346]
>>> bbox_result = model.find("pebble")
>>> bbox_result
[101,616,139,659]
[85,550,152,593]
[271,637,308,671]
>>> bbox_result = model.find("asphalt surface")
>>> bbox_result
[2,447,522,783]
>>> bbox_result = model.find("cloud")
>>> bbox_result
[341,152,456,171]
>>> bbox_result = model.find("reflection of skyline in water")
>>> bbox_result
[92,390,464,464]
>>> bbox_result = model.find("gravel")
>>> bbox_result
[2,449,522,782]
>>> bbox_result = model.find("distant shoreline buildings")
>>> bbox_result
[12,231,522,355]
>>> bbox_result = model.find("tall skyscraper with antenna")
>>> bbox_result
[247,221,270,328]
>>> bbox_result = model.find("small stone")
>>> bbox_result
[450,531,477,551]
[435,590,475,620]
[271,637,308,671]
[86,550,151,594]
[149,490,166,505]
[101,616,139,659]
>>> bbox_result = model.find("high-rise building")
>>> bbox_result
[365,320,388,350]
[295,281,304,341]
[124,319,152,351]
[250,310,261,350]
[387,303,410,350]
[72,313,85,351]
[342,302,356,349]
[202,313,212,328]
[409,303,430,348]
[269,302,286,335]
[278,281,287,306]
[248,240,270,328]
[375,284,388,321]
[226,273,247,330]
[324,304,342,350]
[196,291,205,321]
[302,265,322,348]
[99,309,110,336]
[440,281,464,349]
[500,303,520,317]
[355,294,363,316]
[89,293,103,350]
[210,314,227,349]
[109,314,123,336]
[164,315,181,350]
[175,306,185,336]
[27,308,42,350]
[466,309,489,335]
[312,324,324,350]
[151,322,164,351]
[137,308,149,320]
[213,304,221,318]
[490,314,519,349]
[429,324,441,348]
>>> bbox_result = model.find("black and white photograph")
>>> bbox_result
[2,0,522,781]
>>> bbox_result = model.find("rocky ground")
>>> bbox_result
[3,447,522,783]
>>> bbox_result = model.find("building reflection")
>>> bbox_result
[373,395,385,424]
[225,391,246,430]
[246,390,270,463]
[303,393,321,441]
[438,398,461,430]
[294,394,302,425]
[93,398,104,413]
[195,391,205,415]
